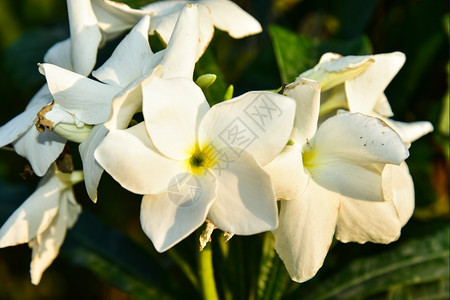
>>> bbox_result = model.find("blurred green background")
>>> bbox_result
[0,0,448,299]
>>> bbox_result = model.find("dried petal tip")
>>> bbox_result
[223,232,234,242]
[36,102,55,132]
[199,220,216,251]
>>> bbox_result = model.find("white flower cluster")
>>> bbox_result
[0,0,433,285]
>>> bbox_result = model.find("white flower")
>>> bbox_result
[266,79,409,282]
[300,52,434,239]
[301,52,433,142]
[142,0,262,59]
[0,165,83,285]
[37,5,200,202]
[67,0,148,76]
[95,77,296,252]
[0,0,147,176]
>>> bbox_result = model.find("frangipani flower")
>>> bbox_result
[0,40,74,177]
[267,79,409,282]
[37,5,200,202]
[142,0,262,58]
[67,0,148,76]
[95,77,296,252]
[300,52,433,143]
[0,0,147,176]
[299,52,433,242]
[0,165,83,285]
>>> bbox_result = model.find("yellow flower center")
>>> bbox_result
[186,143,217,176]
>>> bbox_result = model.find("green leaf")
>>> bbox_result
[302,225,450,300]
[256,233,290,300]
[269,24,373,84]
[62,211,177,299]
[269,25,314,83]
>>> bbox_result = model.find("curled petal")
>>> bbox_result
[284,78,321,145]
[67,0,102,75]
[345,52,406,114]
[383,118,434,146]
[91,0,148,41]
[79,124,108,203]
[161,4,199,78]
[384,163,415,226]
[201,0,262,38]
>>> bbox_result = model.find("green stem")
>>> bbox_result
[198,244,219,300]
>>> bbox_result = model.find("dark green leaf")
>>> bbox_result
[303,225,450,300]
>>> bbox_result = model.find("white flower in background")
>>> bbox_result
[266,79,409,282]
[0,165,83,285]
[300,51,433,143]
[37,5,200,202]
[0,0,148,177]
[67,0,148,76]
[95,76,296,252]
[142,0,262,58]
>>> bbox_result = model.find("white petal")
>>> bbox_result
[13,127,66,177]
[207,150,278,234]
[43,39,73,70]
[0,170,61,248]
[201,0,262,38]
[30,192,80,285]
[372,93,394,117]
[79,124,108,203]
[314,112,409,165]
[160,5,199,79]
[198,91,296,166]
[92,16,152,87]
[147,8,181,44]
[335,196,401,244]
[91,0,148,40]
[67,0,102,76]
[345,52,406,114]
[140,173,216,252]
[196,6,215,58]
[273,180,340,283]
[0,85,52,147]
[307,113,409,201]
[284,78,321,145]
[104,66,163,130]
[383,118,434,145]
[300,54,374,91]
[142,77,209,160]
[384,163,415,226]
[40,63,121,124]
[95,122,186,195]
[264,146,309,200]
